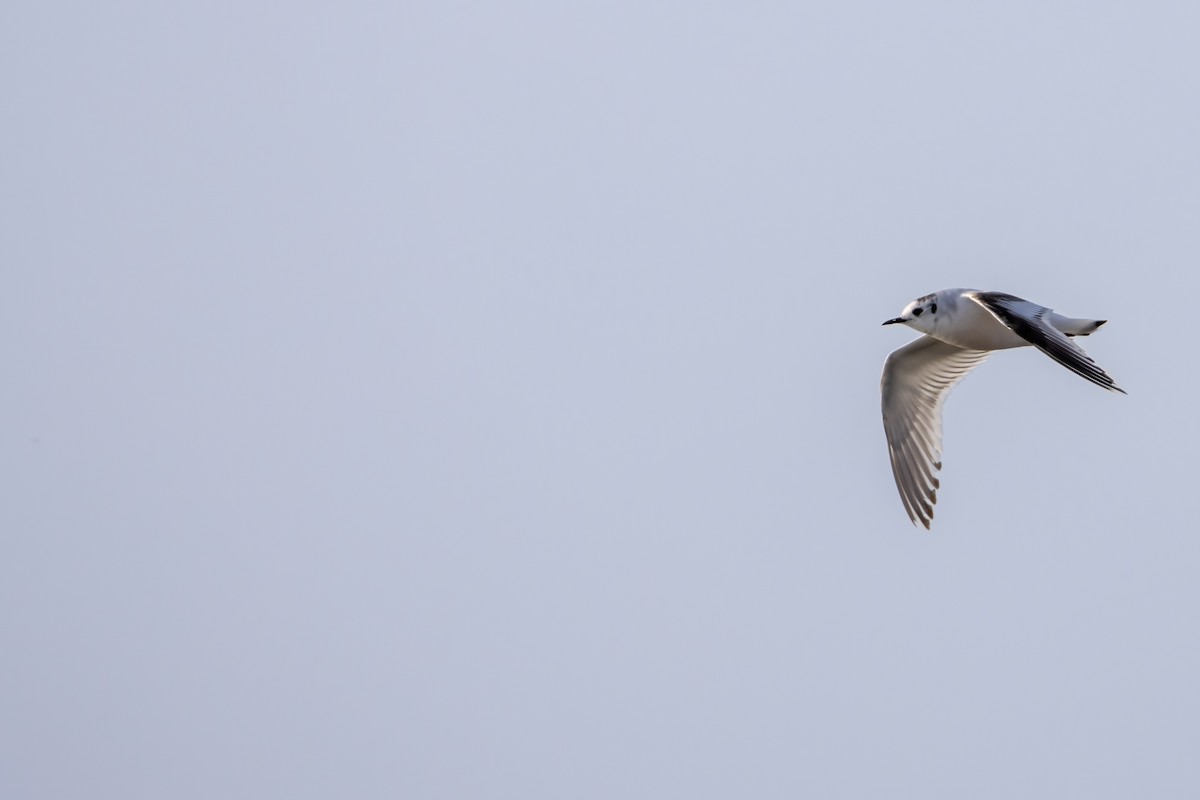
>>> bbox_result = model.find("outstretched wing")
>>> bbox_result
[881,336,990,529]
[969,292,1125,394]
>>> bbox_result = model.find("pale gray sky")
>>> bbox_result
[4,1,1200,797]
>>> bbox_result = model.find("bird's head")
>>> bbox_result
[883,294,941,333]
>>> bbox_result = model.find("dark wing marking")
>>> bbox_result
[881,336,991,529]
[970,292,1126,394]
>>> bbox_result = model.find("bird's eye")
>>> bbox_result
[912,307,923,317]
[930,303,937,313]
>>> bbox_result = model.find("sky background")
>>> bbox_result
[4,1,1200,797]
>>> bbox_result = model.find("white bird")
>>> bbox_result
[881,288,1124,528]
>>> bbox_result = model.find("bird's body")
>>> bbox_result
[881,288,1123,529]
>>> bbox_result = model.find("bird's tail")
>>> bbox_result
[1051,315,1107,338]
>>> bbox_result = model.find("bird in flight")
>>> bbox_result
[880,288,1124,529]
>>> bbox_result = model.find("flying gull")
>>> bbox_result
[881,288,1124,528]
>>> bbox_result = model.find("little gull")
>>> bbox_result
[881,288,1124,529]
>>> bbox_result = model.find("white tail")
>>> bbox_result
[1050,314,1107,337]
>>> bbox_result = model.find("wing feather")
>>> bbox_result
[881,336,990,528]
[969,292,1125,393]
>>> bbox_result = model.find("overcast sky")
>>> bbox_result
[4,1,1200,797]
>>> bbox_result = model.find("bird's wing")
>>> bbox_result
[882,336,990,529]
[967,291,1125,393]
